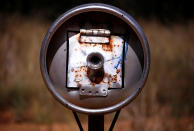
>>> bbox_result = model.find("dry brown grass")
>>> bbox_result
[0,15,194,130]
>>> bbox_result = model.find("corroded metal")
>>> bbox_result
[80,29,110,36]
[67,33,124,90]
[80,29,110,43]
[86,52,104,84]
[40,3,150,114]
[80,36,109,43]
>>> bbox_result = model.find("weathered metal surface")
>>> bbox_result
[49,36,142,109]
[80,36,109,43]
[67,33,124,91]
[80,29,110,43]
[79,85,108,96]
[80,29,110,37]
[40,3,150,114]
[86,52,104,84]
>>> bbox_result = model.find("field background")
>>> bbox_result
[0,1,194,131]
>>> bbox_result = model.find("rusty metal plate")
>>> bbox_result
[40,3,150,114]
[67,32,124,92]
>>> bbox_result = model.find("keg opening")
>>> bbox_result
[87,53,104,69]
[90,55,101,65]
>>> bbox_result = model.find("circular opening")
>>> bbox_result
[87,52,104,69]
[87,53,104,66]
[90,55,101,65]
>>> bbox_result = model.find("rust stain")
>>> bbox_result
[77,83,81,87]
[73,35,122,88]
[77,34,81,42]
[92,43,97,47]
[84,69,87,75]
[100,72,120,87]
[73,67,120,88]
[91,82,95,87]
[101,36,113,52]
[107,74,112,86]
[112,75,117,82]
[78,34,113,52]
[116,69,120,74]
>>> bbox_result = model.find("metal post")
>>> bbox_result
[88,115,104,131]
[109,110,121,131]
[72,111,84,131]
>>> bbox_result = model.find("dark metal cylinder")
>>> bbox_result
[88,115,104,131]
[87,52,104,84]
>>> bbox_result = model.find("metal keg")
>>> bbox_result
[40,3,150,115]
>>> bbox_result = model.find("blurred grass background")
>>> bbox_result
[0,1,194,131]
